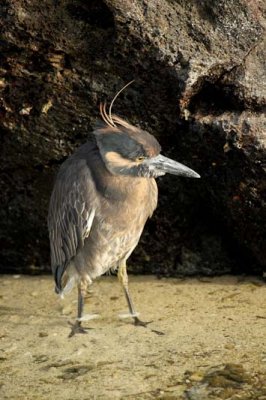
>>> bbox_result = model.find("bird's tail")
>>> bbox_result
[54,264,77,297]
[54,264,64,293]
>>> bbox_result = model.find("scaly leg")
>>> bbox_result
[118,259,151,327]
[69,280,90,337]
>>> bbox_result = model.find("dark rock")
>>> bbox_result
[0,0,265,274]
[184,364,266,400]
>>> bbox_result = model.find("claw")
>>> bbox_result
[151,329,165,336]
[68,321,92,338]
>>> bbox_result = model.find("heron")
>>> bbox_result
[48,82,200,337]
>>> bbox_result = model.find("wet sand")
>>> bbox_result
[0,275,265,399]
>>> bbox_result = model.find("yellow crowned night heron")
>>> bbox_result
[48,82,200,337]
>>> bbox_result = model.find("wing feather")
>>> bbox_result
[48,158,98,292]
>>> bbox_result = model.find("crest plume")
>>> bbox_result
[100,80,135,128]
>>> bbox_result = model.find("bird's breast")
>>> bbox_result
[82,177,158,278]
[103,176,158,223]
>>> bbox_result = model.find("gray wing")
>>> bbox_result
[48,158,97,292]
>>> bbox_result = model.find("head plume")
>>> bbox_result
[99,80,134,128]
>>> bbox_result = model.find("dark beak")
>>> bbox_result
[146,154,200,178]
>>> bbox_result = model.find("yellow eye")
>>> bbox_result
[136,156,145,162]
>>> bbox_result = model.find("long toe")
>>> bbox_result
[134,316,153,327]
[68,321,92,338]
[134,317,165,335]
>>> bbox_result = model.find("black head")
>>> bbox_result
[94,108,164,177]
[93,83,200,179]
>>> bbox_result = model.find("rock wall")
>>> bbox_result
[0,0,265,274]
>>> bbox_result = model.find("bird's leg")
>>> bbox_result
[68,281,90,337]
[118,259,151,327]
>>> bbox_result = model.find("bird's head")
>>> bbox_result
[94,82,200,179]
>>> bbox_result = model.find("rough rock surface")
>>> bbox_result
[0,0,265,274]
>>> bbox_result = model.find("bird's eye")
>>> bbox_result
[136,156,146,162]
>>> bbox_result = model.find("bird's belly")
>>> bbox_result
[93,222,143,277]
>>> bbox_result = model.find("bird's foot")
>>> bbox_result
[118,312,164,334]
[134,316,153,327]
[68,321,91,338]
[118,312,153,328]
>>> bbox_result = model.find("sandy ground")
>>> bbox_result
[0,274,265,400]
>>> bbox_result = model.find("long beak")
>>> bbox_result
[147,154,200,178]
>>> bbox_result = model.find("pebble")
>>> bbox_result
[61,305,73,315]
[39,332,48,338]
[189,371,204,382]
